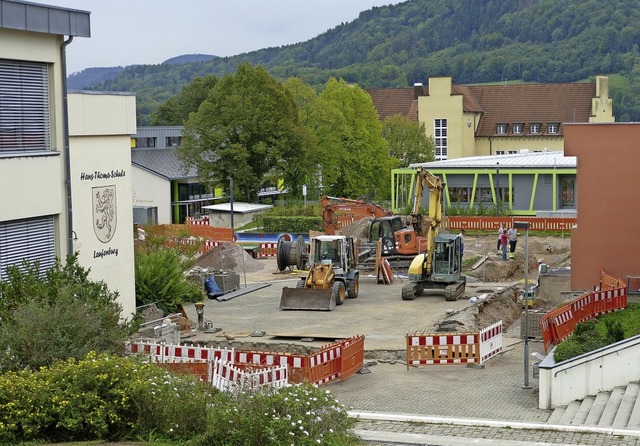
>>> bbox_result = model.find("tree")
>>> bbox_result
[0,255,131,372]
[382,113,435,166]
[179,64,314,201]
[151,74,218,125]
[302,77,393,200]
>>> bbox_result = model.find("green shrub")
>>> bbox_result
[0,352,211,443]
[262,215,323,233]
[193,383,358,446]
[0,255,131,372]
[554,305,640,363]
[135,248,204,313]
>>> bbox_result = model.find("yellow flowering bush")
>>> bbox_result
[0,352,211,443]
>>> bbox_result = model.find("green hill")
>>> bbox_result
[83,0,640,124]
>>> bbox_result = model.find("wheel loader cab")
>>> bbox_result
[316,238,342,268]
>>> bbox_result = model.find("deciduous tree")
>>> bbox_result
[382,113,435,166]
[179,64,314,201]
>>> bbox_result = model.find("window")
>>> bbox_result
[496,124,507,135]
[508,150,517,154]
[0,216,55,280]
[476,187,494,203]
[166,136,181,147]
[548,123,560,134]
[496,150,505,155]
[561,178,575,207]
[529,123,541,134]
[0,59,50,153]
[449,187,470,203]
[434,118,448,160]
[512,123,523,134]
[135,137,156,148]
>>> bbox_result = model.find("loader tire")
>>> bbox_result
[346,274,359,298]
[332,281,346,306]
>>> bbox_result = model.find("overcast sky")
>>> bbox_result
[44,0,406,74]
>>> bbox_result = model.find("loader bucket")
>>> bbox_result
[279,286,336,311]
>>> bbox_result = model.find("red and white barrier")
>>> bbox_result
[406,322,503,367]
[211,358,289,392]
[479,320,503,363]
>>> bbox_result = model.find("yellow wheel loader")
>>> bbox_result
[280,235,359,311]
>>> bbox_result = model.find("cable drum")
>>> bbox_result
[276,235,307,271]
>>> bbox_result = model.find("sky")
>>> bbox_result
[44,0,406,74]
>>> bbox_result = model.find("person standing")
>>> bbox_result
[500,229,509,261]
[459,229,465,261]
[497,224,504,255]
[507,226,518,259]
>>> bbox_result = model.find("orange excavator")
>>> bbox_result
[320,190,428,268]
[320,195,393,235]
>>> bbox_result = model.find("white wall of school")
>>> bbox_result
[132,166,172,224]
[68,92,137,319]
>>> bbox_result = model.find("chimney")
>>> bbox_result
[413,82,423,99]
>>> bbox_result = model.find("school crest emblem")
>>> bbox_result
[93,185,117,243]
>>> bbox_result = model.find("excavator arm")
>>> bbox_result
[409,168,443,275]
[321,195,392,235]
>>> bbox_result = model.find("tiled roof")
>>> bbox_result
[367,80,596,136]
[131,148,196,180]
[366,87,418,121]
[466,82,595,137]
[410,150,575,169]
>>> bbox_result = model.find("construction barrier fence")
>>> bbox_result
[211,358,289,392]
[540,270,628,351]
[447,216,576,233]
[127,335,364,389]
[406,321,502,368]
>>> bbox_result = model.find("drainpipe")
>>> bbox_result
[61,36,74,256]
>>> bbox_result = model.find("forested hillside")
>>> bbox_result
[82,0,640,124]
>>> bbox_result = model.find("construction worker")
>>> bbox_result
[507,226,518,259]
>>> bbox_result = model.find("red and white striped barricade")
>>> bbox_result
[406,333,479,368]
[479,320,503,364]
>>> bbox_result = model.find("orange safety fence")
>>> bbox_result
[340,335,365,382]
[601,268,626,290]
[540,269,628,351]
[448,216,575,232]
[258,242,278,257]
[159,362,210,382]
[406,333,480,367]
[231,335,365,386]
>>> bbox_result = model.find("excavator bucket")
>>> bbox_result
[279,287,336,311]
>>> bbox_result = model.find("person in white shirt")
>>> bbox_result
[507,226,518,259]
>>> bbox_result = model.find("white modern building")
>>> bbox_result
[0,1,136,318]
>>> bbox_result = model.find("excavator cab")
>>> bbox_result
[432,233,463,282]
[369,216,404,254]
[402,232,467,302]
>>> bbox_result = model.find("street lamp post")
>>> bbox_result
[514,221,531,389]
[229,175,234,230]
[496,162,500,216]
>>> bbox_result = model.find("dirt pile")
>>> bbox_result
[463,234,571,283]
[418,286,522,334]
[194,242,265,274]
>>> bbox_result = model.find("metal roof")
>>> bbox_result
[202,203,273,214]
[410,151,575,170]
[1,0,91,37]
[131,148,196,180]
